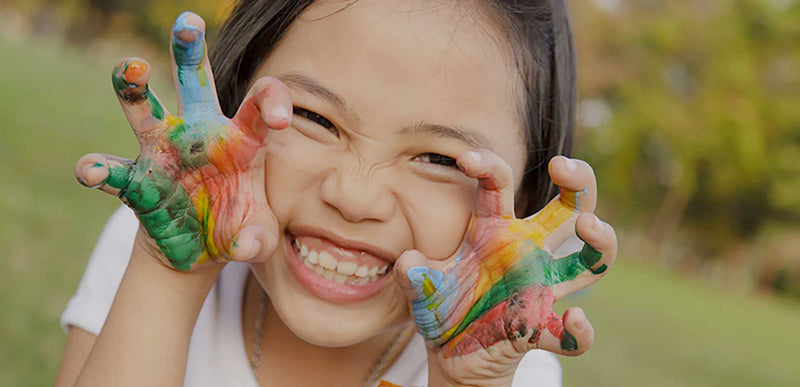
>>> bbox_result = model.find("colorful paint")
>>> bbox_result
[408,189,605,357]
[96,13,269,271]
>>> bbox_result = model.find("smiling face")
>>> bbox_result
[249,0,528,346]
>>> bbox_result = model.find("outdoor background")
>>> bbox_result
[1,0,798,385]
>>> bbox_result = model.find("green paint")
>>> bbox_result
[560,329,578,351]
[448,254,544,341]
[146,88,165,120]
[111,60,166,121]
[542,243,606,284]
[105,164,132,190]
[107,159,204,271]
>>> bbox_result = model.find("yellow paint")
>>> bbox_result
[192,186,221,257]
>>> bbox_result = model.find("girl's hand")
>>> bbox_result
[74,12,292,271]
[395,151,617,386]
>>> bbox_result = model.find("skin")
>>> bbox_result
[76,12,290,271]
[66,3,618,386]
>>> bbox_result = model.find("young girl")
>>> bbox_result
[58,1,617,386]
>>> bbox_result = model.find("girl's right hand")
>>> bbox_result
[74,12,292,272]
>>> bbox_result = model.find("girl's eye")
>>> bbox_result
[416,153,459,169]
[294,107,338,136]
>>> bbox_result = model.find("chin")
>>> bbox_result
[255,232,410,347]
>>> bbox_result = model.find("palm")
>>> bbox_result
[77,13,289,271]
[398,152,616,383]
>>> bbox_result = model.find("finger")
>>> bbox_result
[526,156,597,251]
[75,153,134,197]
[394,250,464,345]
[112,58,170,138]
[535,307,594,356]
[456,149,515,218]
[170,11,222,117]
[550,213,617,299]
[232,76,293,141]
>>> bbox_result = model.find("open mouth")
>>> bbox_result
[290,236,390,285]
[286,230,395,291]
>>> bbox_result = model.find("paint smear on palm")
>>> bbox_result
[102,13,263,271]
[409,189,605,357]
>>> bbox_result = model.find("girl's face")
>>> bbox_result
[250,0,527,346]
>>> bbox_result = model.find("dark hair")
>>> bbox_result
[210,0,575,217]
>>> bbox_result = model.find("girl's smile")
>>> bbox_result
[248,0,528,347]
[285,226,396,303]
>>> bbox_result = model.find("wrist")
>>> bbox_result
[426,348,515,387]
[131,231,224,298]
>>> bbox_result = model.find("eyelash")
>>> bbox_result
[293,107,458,171]
[416,153,459,169]
[294,107,338,136]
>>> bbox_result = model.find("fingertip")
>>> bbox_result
[575,213,617,264]
[173,11,206,41]
[561,307,594,356]
[231,226,267,262]
[124,58,151,85]
[75,155,109,188]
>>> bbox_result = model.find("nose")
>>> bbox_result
[320,168,396,223]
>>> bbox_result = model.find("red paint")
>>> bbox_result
[441,285,563,358]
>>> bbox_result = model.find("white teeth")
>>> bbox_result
[336,261,358,275]
[307,251,319,264]
[300,244,309,257]
[294,241,392,285]
[318,251,337,270]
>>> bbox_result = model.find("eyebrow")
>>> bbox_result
[277,72,355,120]
[277,72,490,149]
[400,122,491,150]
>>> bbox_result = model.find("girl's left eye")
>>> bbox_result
[416,153,459,169]
[294,107,338,136]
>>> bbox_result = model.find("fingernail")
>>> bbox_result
[269,105,289,123]
[464,151,481,163]
[565,158,577,173]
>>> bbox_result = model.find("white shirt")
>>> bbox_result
[61,206,562,386]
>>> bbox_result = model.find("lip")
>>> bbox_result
[288,225,398,262]
[283,231,396,303]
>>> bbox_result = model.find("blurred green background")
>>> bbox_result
[0,0,798,386]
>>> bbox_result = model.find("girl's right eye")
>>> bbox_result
[293,107,338,136]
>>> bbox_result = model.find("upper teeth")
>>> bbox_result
[294,239,389,285]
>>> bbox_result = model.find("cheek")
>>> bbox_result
[262,130,330,222]
[400,181,476,260]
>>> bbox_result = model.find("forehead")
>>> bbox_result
[257,0,526,176]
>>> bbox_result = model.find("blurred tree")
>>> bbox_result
[573,0,800,278]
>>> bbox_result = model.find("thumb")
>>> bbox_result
[393,250,436,302]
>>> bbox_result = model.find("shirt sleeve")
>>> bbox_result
[60,206,139,335]
[513,350,562,387]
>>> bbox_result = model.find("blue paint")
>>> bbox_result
[408,266,460,345]
[171,12,217,116]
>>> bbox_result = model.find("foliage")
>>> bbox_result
[572,0,800,275]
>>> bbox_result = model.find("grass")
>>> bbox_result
[1,35,798,386]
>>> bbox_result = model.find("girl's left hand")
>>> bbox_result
[395,151,617,386]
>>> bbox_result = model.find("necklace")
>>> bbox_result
[247,276,416,386]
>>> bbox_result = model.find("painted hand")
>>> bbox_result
[395,151,617,385]
[74,12,292,271]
